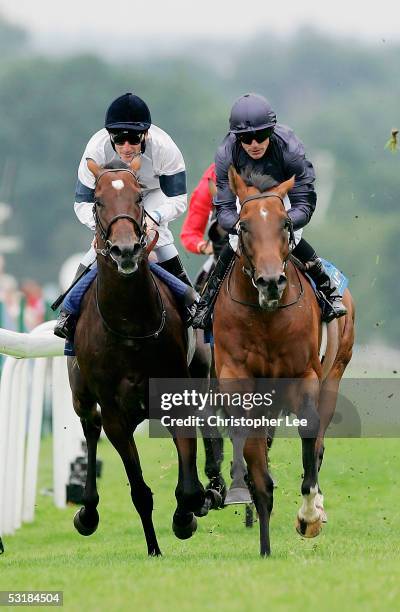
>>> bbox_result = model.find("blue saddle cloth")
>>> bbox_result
[63,262,191,356]
[310,258,348,297]
[203,259,348,345]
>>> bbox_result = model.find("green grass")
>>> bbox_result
[1,436,399,611]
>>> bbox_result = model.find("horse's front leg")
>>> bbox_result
[295,377,323,538]
[243,436,274,556]
[172,436,206,540]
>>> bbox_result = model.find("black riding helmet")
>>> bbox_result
[105,92,152,131]
[229,93,277,133]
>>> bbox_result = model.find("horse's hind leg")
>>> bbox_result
[68,361,102,537]
[73,407,102,536]
[296,382,323,538]
[102,418,161,556]
[243,436,274,557]
[172,437,206,540]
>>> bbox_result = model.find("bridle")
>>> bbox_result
[93,168,158,258]
[228,191,304,309]
[92,167,166,341]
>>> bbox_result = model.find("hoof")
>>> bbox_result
[206,488,223,509]
[318,508,328,523]
[224,486,252,505]
[73,507,99,536]
[194,488,223,516]
[0,537,4,554]
[245,503,255,528]
[172,514,197,540]
[295,515,322,538]
[315,493,327,522]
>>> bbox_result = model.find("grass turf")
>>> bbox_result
[1,436,399,611]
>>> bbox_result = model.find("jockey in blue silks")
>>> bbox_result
[192,93,347,329]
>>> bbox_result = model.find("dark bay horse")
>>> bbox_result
[68,160,209,556]
[213,167,355,556]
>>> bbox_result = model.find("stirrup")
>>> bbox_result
[191,301,212,330]
[54,311,77,341]
[321,298,347,323]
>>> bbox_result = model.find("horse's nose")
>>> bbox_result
[110,242,141,272]
[256,273,287,292]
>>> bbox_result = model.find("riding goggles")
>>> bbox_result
[109,130,145,146]
[236,127,274,144]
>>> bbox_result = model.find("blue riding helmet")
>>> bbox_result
[105,92,152,132]
[229,93,277,133]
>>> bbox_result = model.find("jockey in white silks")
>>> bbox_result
[54,92,197,340]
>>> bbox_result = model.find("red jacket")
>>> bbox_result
[180,164,216,254]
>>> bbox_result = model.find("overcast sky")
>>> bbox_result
[1,0,400,44]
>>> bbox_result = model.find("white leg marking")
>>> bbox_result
[315,492,328,522]
[298,484,320,523]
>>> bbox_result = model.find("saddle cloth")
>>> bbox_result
[64,263,195,360]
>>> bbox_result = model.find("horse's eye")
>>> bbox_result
[95,198,104,208]
[239,221,248,233]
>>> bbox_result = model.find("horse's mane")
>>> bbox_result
[240,166,278,192]
[102,160,130,170]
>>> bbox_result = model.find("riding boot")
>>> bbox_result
[306,256,347,322]
[191,243,235,330]
[158,255,199,326]
[54,264,90,340]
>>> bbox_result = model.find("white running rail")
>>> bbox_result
[0,321,82,538]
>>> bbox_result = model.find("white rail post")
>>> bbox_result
[22,357,48,523]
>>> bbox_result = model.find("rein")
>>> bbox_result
[95,275,167,341]
[227,258,304,310]
[229,191,303,310]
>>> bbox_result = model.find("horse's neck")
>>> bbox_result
[97,258,160,327]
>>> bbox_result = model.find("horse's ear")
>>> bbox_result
[130,156,141,174]
[86,158,101,178]
[228,165,248,202]
[276,175,296,199]
[208,178,217,198]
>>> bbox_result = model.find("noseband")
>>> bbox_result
[93,168,148,257]
[228,191,303,309]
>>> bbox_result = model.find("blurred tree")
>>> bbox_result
[0,14,30,56]
[0,28,398,346]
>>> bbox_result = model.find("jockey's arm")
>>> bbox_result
[74,133,105,231]
[74,179,95,230]
[214,147,240,234]
[180,166,214,253]
[150,135,187,225]
[284,150,317,231]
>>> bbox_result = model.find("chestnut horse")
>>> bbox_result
[67,160,209,556]
[213,167,355,556]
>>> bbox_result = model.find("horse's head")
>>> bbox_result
[88,158,145,275]
[229,166,295,311]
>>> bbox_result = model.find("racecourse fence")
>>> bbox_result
[0,321,82,538]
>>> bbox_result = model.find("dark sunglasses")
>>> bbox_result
[109,130,145,146]
[237,127,274,145]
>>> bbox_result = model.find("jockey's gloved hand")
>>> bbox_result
[146,210,161,232]
[198,241,213,255]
